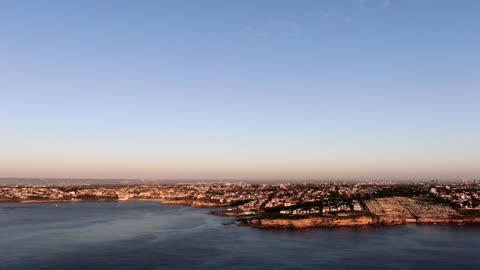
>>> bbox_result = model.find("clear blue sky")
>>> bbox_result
[1,0,479,180]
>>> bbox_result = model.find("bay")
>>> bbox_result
[0,202,478,270]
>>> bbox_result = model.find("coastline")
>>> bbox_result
[4,198,480,230]
[0,198,230,207]
[245,215,480,229]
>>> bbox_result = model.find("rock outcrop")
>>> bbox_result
[246,214,480,229]
[248,216,379,229]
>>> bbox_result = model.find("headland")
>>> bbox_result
[2,181,480,229]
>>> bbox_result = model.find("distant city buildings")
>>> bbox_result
[1,181,479,216]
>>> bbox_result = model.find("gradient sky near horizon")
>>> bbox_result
[1,0,479,180]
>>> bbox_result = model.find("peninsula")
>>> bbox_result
[1,181,480,229]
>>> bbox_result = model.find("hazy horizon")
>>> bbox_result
[0,177,475,186]
[1,0,479,180]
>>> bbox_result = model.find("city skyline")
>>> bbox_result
[1,0,479,179]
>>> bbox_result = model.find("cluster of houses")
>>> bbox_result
[280,207,321,215]
[430,183,480,209]
[277,200,364,216]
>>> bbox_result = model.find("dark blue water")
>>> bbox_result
[0,202,478,270]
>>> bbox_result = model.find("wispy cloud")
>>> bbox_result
[305,10,337,21]
[356,0,395,11]
[405,0,432,8]
[321,10,338,21]
[240,26,265,42]
[239,0,419,42]
[240,20,301,42]
[264,21,302,36]
[383,0,393,9]
[305,9,355,24]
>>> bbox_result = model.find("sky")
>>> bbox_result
[1,0,479,180]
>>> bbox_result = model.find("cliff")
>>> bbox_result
[415,217,480,224]
[246,215,480,229]
[159,199,192,206]
[248,215,385,229]
[211,210,256,217]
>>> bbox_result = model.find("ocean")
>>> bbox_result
[0,201,478,270]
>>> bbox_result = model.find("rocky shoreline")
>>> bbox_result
[4,197,480,230]
[244,215,480,229]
